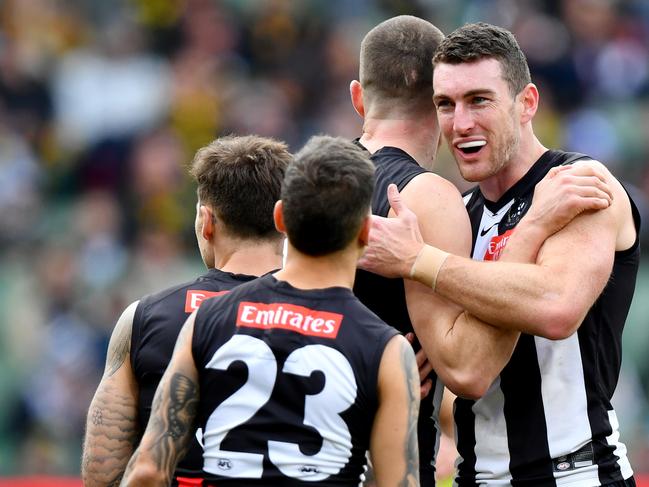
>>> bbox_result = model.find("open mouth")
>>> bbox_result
[457,140,486,155]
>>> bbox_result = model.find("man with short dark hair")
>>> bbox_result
[82,135,290,487]
[360,22,639,486]
[351,16,520,484]
[119,135,421,487]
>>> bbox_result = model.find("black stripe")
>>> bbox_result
[577,325,624,485]
[463,188,484,253]
[454,397,477,486]
[419,382,439,485]
[500,335,555,485]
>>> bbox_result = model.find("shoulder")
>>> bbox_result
[196,276,262,316]
[114,300,140,336]
[138,278,203,310]
[398,172,465,212]
[571,158,630,209]
[547,156,637,252]
[377,334,416,388]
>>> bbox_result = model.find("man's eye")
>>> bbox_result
[473,96,487,104]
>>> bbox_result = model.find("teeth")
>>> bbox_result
[457,140,486,149]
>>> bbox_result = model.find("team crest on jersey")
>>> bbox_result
[185,290,229,312]
[502,197,530,232]
[237,302,343,338]
[483,229,514,261]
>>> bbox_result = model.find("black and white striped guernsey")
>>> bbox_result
[353,142,443,485]
[457,150,641,486]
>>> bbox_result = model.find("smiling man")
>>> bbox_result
[359,22,640,486]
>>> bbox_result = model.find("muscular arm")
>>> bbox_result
[429,162,634,339]
[82,301,140,487]
[399,174,519,398]
[120,313,199,487]
[370,334,420,487]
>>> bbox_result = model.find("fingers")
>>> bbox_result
[420,379,433,400]
[415,349,428,369]
[406,332,435,383]
[539,164,614,209]
[387,183,407,216]
[545,165,569,178]
[560,166,613,200]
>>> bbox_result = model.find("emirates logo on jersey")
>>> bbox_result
[483,229,515,261]
[236,302,343,338]
[184,290,229,313]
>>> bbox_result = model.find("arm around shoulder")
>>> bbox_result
[433,159,630,339]
[401,174,519,399]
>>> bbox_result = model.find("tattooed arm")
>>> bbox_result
[82,301,140,487]
[370,334,420,487]
[120,312,200,487]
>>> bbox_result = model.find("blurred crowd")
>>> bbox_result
[0,0,648,477]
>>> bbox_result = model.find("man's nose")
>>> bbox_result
[453,103,475,134]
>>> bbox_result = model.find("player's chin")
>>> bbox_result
[457,163,489,183]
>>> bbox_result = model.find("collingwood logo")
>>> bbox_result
[503,197,530,230]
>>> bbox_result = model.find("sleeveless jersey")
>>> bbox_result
[352,143,442,485]
[192,274,398,486]
[456,150,641,486]
[130,268,258,481]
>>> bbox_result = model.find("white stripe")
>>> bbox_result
[534,334,602,485]
[607,409,634,480]
[472,377,512,482]
[431,379,445,467]
[466,200,514,484]
[471,202,514,260]
[554,467,600,486]
[535,334,592,458]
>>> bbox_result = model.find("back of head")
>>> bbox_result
[281,136,375,256]
[360,15,444,112]
[433,22,531,96]
[189,135,291,241]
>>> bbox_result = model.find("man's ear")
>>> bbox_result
[200,205,215,241]
[519,82,539,124]
[358,214,371,247]
[350,80,365,118]
[273,200,286,234]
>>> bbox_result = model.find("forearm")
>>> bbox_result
[412,304,518,398]
[436,255,556,333]
[82,381,139,487]
[120,449,172,487]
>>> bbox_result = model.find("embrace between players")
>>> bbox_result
[82,18,640,487]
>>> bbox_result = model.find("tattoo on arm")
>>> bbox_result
[105,317,132,377]
[400,342,420,487]
[82,385,140,486]
[146,373,200,479]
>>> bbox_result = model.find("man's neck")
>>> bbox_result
[359,116,437,170]
[274,246,360,290]
[217,239,282,276]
